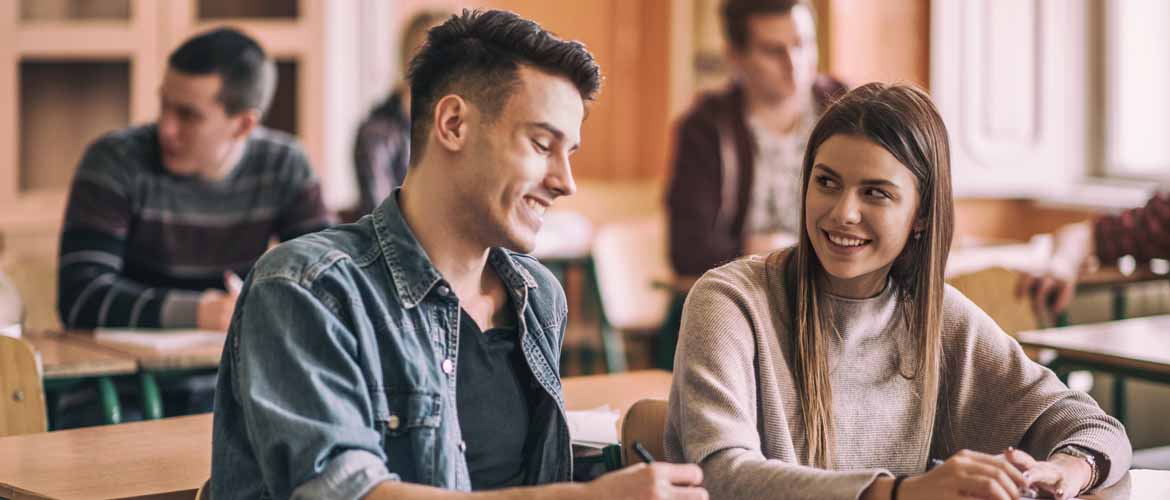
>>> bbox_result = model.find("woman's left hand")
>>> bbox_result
[1002,447,1092,500]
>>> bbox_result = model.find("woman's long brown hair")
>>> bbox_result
[784,82,954,468]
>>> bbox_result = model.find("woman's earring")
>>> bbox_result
[913,231,922,240]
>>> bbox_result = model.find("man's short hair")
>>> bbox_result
[722,0,810,51]
[407,9,602,163]
[168,27,277,116]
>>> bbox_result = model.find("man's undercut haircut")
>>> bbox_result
[406,9,602,163]
[168,27,278,117]
[722,0,808,51]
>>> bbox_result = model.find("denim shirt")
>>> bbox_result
[211,193,572,500]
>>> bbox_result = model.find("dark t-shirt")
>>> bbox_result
[456,308,532,490]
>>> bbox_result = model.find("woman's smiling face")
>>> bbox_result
[805,134,922,298]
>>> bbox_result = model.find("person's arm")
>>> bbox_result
[666,113,741,277]
[1017,220,1093,314]
[274,147,334,241]
[236,266,707,500]
[361,463,706,500]
[666,271,890,500]
[57,141,225,329]
[940,290,1132,492]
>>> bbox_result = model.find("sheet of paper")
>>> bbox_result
[94,328,226,351]
[566,404,620,448]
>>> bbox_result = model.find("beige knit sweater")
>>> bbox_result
[664,254,1131,500]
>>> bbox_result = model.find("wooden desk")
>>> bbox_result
[1018,315,1170,380]
[562,370,673,434]
[1019,314,1170,425]
[1085,469,1170,499]
[63,330,225,372]
[59,330,225,420]
[0,414,211,500]
[21,332,138,425]
[23,332,137,380]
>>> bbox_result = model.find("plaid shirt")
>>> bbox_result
[1094,191,1170,262]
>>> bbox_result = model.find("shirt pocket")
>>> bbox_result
[378,390,443,485]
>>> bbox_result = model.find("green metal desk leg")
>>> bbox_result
[140,372,163,420]
[1112,376,1127,425]
[96,376,122,424]
[602,444,624,471]
[1111,286,1128,321]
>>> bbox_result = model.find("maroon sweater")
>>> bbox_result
[666,77,847,277]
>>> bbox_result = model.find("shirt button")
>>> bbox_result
[458,440,467,453]
[442,358,455,375]
[387,415,400,431]
[436,285,450,297]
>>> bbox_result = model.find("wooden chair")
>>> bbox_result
[620,398,669,467]
[0,335,47,436]
[194,478,210,500]
[946,266,1039,337]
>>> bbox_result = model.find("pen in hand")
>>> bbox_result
[633,441,655,464]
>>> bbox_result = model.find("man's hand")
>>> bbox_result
[1016,221,1094,316]
[586,463,708,500]
[196,271,243,331]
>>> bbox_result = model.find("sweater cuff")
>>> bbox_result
[160,290,201,328]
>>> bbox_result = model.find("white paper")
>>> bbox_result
[94,328,226,351]
[566,405,620,447]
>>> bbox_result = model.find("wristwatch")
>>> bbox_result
[1055,445,1100,494]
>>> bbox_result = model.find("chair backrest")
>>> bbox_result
[620,398,668,467]
[195,478,210,500]
[946,266,1039,336]
[0,335,47,436]
[592,215,674,334]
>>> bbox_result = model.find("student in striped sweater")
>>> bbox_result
[55,28,331,420]
[58,27,331,333]
[665,83,1131,500]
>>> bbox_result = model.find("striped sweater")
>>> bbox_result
[665,253,1132,500]
[58,124,332,329]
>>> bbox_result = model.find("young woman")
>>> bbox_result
[664,83,1131,500]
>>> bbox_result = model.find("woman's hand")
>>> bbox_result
[899,449,1028,500]
[1003,447,1093,500]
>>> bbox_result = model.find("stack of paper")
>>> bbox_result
[94,328,226,351]
[566,405,620,449]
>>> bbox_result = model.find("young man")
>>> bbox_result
[667,0,846,277]
[58,27,331,333]
[349,10,448,219]
[212,10,707,500]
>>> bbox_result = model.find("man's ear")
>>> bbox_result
[432,94,472,154]
[230,109,260,140]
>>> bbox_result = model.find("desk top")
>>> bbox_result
[0,414,211,500]
[562,370,673,434]
[64,330,224,371]
[1085,469,1170,499]
[1018,315,1170,375]
[22,332,137,379]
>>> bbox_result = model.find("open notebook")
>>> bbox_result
[94,328,227,351]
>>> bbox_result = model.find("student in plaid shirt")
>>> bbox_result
[1020,191,1170,313]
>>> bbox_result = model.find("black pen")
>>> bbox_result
[633,441,655,463]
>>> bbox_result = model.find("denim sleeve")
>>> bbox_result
[232,276,397,499]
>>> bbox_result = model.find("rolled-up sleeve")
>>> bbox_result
[231,277,395,499]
